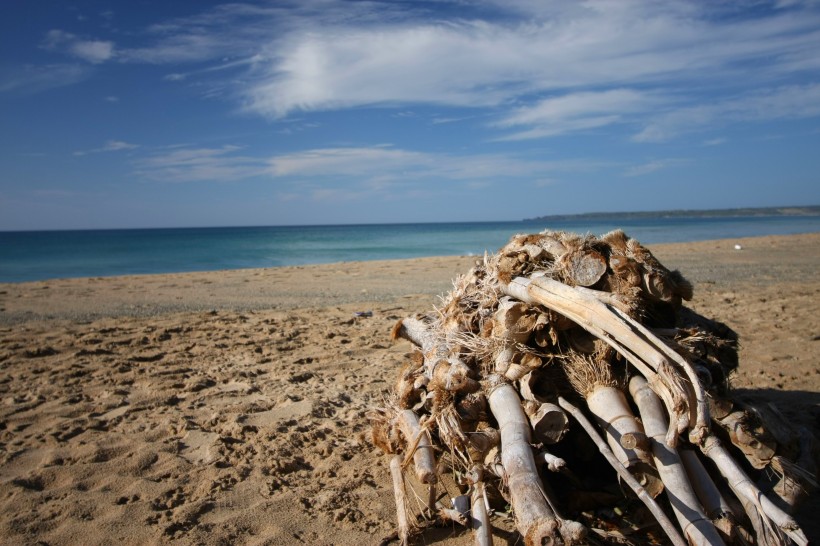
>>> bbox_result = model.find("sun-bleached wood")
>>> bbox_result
[558,396,688,546]
[524,401,569,445]
[397,410,436,485]
[470,483,493,546]
[700,436,807,546]
[630,375,726,546]
[487,379,563,545]
[503,275,709,446]
[390,455,411,546]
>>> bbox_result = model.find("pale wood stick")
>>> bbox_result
[487,378,561,545]
[700,436,807,546]
[470,482,494,546]
[679,449,734,520]
[397,410,437,485]
[504,277,661,385]
[539,277,709,442]
[390,455,411,546]
[392,317,438,353]
[610,305,711,445]
[536,451,567,473]
[558,396,688,546]
[525,401,570,445]
[586,384,653,469]
[504,276,695,446]
[630,375,726,546]
[393,317,478,393]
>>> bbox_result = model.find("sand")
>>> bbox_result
[0,232,818,545]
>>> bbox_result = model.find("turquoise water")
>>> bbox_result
[1,216,819,283]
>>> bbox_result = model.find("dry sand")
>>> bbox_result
[0,232,818,545]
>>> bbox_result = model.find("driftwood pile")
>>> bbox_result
[371,230,816,546]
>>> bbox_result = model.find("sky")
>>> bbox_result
[1,0,819,230]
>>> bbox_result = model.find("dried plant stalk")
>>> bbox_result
[526,401,569,445]
[390,455,411,546]
[504,275,707,446]
[679,449,737,540]
[700,436,807,546]
[487,379,564,545]
[629,375,726,546]
[397,410,436,484]
[558,396,688,546]
[566,355,662,497]
[471,482,493,546]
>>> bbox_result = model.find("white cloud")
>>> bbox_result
[71,40,115,63]
[74,140,139,156]
[269,147,431,178]
[623,158,688,177]
[634,83,820,141]
[42,29,115,64]
[136,145,267,182]
[703,138,726,146]
[494,89,660,140]
[0,63,90,94]
[28,1,820,143]
[239,1,820,120]
[133,143,603,187]
[268,146,602,183]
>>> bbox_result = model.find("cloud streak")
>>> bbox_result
[14,1,820,144]
[42,30,115,64]
[135,144,604,188]
[136,145,268,182]
[268,146,599,183]
[74,140,139,157]
[634,83,820,141]
[239,0,820,125]
[0,63,91,94]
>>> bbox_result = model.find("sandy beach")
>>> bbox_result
[1,232,818,545]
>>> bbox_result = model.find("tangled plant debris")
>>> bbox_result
[370,230,817,546]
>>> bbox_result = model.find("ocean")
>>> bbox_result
[2,215,819,283]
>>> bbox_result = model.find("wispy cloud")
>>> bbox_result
[74,140,139,156]
[623,158,688,177]
[494,89,658,140]
[239,1,820,124]
[268,146,604,185]
[703,138,727,146]
[633,83,820,142]
[133,144,603,188]
[42,29,115,64]
[0,63,91,94]
[15,1,820,143]
[136,145,267,182]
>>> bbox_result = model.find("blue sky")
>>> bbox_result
[1,0,819,230]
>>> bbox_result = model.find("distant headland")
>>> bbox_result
[525,205,820,223]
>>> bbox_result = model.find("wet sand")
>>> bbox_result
[1,232,818,545]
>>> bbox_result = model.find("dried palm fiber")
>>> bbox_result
[371,229,814,546]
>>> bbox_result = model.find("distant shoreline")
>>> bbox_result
[525,205,820,223]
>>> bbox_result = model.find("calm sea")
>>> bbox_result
[1,216,819,283]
